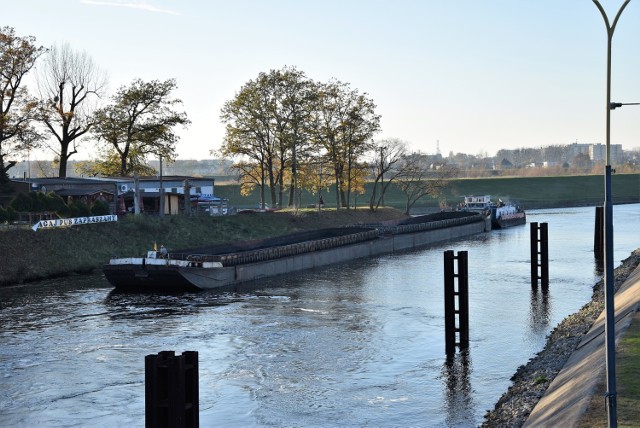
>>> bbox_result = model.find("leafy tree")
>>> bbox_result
[80,146,156,177]
[220,72,280,208]
[91,78,189,176]
[0,27,46,192]
[273,67,316,209]
[36,43,108,178]
[297,157,334,206]
[309,79,380,209]
[220,69,380,210]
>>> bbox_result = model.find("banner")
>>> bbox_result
[32,215,118,231]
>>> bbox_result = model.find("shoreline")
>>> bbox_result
[480,248,640,427]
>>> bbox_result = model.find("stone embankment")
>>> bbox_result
[480,248,640,427]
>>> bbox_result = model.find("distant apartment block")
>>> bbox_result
[589,143,623,165]
[566,142,623,165]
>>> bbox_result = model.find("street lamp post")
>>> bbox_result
[592,1,631,427]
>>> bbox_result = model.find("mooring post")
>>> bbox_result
[444,250,469,355]
[145,350,199,428]
[530,222,549,290]
[594,206,604,260]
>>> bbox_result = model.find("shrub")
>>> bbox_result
[0,207,6,223]
[65,202,91,218]
[91,199,110,216]
[6,206,18,222]
[46,193,67,213]
[10,192,32,212]
[31,192,48,212]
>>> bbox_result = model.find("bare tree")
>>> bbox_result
[368,138,407,211]
[396,153,458,215]
[36,43,107,177]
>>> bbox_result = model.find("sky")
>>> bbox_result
[5,0,640,161]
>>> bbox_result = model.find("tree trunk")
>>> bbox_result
[58,142,69,178]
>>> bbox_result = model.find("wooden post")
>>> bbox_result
[444,250,469,355]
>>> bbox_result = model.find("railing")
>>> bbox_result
[166,214,483,268]
[215,229,379,267]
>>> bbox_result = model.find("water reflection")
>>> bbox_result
[594,255,604,275]
[528,288,550,334]
[442,350,475,427]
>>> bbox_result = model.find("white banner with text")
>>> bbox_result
[32,215,118,231]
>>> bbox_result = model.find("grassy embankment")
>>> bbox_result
[217,173,640,211]
[579,312,640,427]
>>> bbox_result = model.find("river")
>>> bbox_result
[1,204,638,427]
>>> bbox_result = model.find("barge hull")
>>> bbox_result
[104,218,486,292]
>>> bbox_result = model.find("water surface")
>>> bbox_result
[1,204,638,427]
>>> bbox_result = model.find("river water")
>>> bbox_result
[0,204,638,427]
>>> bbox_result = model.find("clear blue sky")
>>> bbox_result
[6,0,640,160]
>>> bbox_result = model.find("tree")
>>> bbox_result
[396,153,459,215]
[297,157,334,207]
[90,78,190,176]
[274,67,316,209]
[369,138,408,211]
[309,80,380,209]
[220,67,317,209]
[220,77,273,208]
[220,69,380,210]
[36,43,108,178]
[0,27,46,192]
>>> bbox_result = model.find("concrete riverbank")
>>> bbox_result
[481,248,640,426]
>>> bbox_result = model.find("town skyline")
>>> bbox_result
[10,140,638,181]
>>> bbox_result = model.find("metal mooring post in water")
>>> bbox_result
[444,250,469,355]
[530,222,549,290]
[145,350,199,428]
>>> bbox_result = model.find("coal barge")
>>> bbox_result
[103,211,487,292]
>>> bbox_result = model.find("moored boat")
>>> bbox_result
[103,212,487,292]
[460,195,526,229]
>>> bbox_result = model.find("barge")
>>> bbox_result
[103,212,487,292]
[461,195,526,229]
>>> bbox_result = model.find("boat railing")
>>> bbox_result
[217,229,379,267]
[383,213,484,235]
[156,215,484,268]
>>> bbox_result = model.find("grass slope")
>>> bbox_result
[216,174,640,210]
